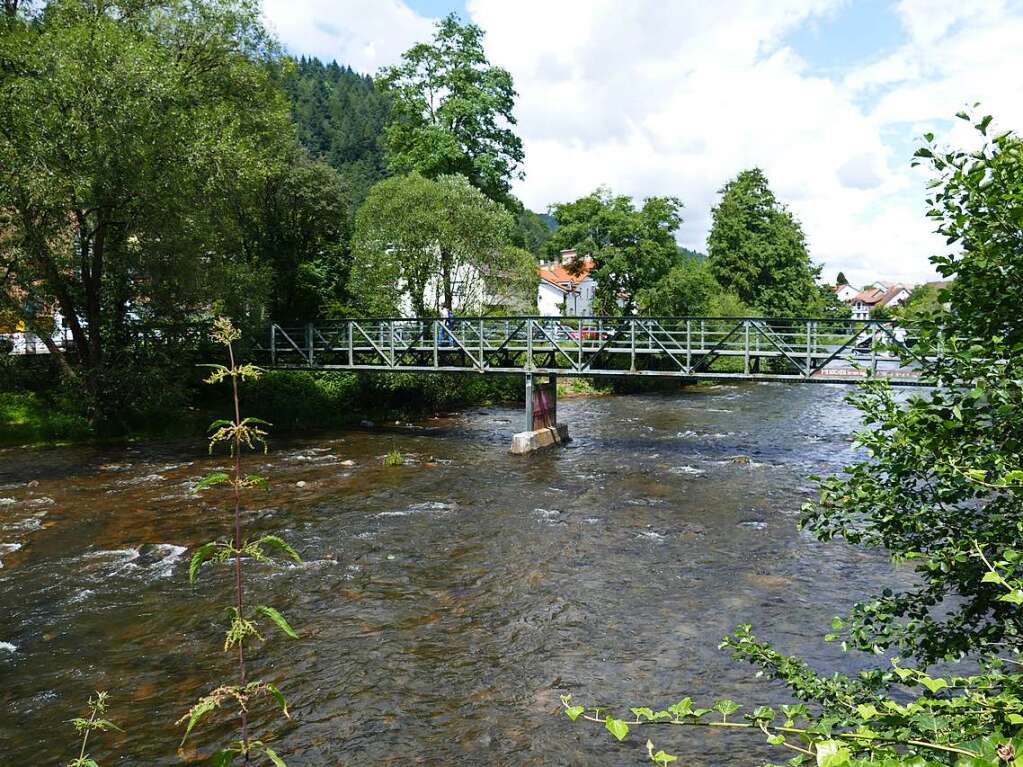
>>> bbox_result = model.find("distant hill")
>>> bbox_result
[283,57,391,211]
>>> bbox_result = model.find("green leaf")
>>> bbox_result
[194,472,230,492]
[266,683,290,719]
[255,605,299,639]
[605,717,629,742]
[208,750,236,767]
[667,697,692,718]
[630,707,655,721]
[189,542,220,583]
[244,474,270,491]
[767,734,786,745]
[751,706,775,722]
[256,535,302,564]
[564,705,584,721]
[207,419,234,432]
[264,746,287,767]
[713,699,740,719]
[981,571,1003,583]
[815,740,851,767]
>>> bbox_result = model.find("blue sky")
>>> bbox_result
[260,0,1023,285]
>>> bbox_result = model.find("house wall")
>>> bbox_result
[538,281,566,316]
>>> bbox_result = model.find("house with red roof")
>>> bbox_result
[537,250,597,316]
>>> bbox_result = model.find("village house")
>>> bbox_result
[848,281,912,320]
[833,283,858,303]
[537,249,597,316]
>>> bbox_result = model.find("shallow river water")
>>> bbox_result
[1,382,909,765]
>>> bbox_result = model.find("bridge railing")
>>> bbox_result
[261,316,926,383]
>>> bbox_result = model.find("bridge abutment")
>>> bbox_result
[511,373,570,454]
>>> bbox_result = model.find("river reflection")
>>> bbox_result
[0,382,910,765]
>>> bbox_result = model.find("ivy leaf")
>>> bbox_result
[918,675,949,694]
[713,699,740,719]
[564,706,584,721]
[255,605,298,639]
[767,734,786,745]
[630,707,655,721]
[605,717,629,742]
[815,740,851,767]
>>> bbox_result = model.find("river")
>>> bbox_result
[0,382,910,765]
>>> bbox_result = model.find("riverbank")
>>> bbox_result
[0,362,700,450]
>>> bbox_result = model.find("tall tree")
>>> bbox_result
[350,173,518,316]
[545,189,684,314]
[0,0,294,423]
[233,156,351,320]
[836,270,849,285]
[378,13,524,204]
[707,169,830,316]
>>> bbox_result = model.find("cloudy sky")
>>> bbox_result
[260,0,1023,286]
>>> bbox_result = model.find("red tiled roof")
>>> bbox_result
[538,260,594,291]
[853,284,909,307]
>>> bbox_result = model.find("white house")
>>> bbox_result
[833,284,858,303]
[537,250,597,316]
[849,283,912,320]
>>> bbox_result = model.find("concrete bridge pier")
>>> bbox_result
[511,373,570,454]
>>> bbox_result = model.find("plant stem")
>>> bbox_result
[77,702,97,762]
[228,341,249,760]
[578,713,980,758]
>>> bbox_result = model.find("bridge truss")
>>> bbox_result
[261,316,926,385]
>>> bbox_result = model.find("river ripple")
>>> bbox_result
[0,382,912,765]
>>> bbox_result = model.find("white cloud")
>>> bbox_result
[261,0,1023,287]
[261,0,433,74]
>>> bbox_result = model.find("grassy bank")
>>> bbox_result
[1,353,700,448]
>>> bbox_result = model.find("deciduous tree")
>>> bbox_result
[545,189,684,315]
[0,0,294,425]
[349,173,517,316]
[707,169,831,316]
[378,13,524,204]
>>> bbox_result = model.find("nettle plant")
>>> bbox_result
[179,318,302,766]
[66,692,121,767]
[561,546,1023,767]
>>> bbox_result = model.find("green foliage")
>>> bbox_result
[707,169,835,316]
[384,449,404,467]
[836,271,849,286]
[895,283,947,323]
[545,188,684,314]
[636,255,750,316]
[378,13,523,203]
[799,115,1023,664]
[512,208,555,255]
[0,0,295,426]
[350,173,519,315]
[283,57,390,211]
[235,155,352,320]
[66,692,120,767]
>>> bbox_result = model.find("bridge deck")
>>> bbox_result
[261,316,928,385]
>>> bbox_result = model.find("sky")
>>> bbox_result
[259,0,1023,287]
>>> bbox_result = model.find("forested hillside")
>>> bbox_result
[283,58,390,210]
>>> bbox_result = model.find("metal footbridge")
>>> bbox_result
[261,316,926,385]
